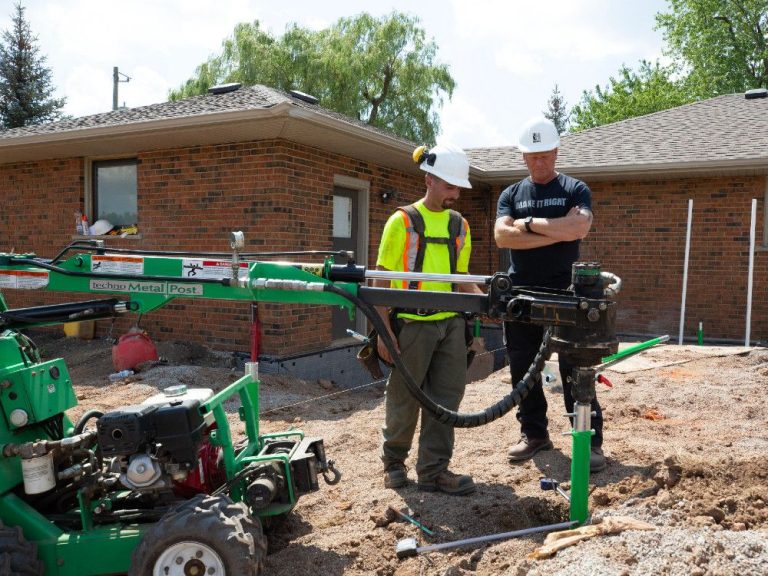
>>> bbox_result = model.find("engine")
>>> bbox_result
[96,398,208,490]
[0,355,336,531]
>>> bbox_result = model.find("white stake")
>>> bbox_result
[745,198,757,346]
[679,199,693,345]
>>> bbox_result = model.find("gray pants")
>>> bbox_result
[380,315,467,482]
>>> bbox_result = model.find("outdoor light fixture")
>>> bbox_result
[380,189,396,203]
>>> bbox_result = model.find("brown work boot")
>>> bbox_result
[507,434,554,462]
[590,447,607,472]
[384,462,408,489]
[418,470,476,495]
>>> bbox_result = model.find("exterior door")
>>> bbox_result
[331,188,359,340]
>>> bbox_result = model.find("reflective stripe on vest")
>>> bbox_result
[399,209,421,290]
[397,205,468,291]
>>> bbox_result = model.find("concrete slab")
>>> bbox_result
[606,344,754,374]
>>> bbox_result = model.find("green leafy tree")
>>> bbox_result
[570,60,693,131]
[656,0,768,98]
[544,84,569,134]
[0,2,65,129]
[170,12,455,143]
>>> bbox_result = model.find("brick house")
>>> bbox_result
[0,85,494,357]
[0,85,765,358]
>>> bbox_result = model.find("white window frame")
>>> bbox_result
[333,175,370,268]
[85,156,139,233]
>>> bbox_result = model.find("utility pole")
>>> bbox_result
[112,67,131,111]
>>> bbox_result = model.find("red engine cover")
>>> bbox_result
[173,435,226,497]
[112,330,159,371]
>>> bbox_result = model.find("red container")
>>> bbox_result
[112,330,159,371]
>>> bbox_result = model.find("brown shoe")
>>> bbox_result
[507,434,554,462]
[590,447,607,472]
[418,470,476,495]
[384,462,408,489]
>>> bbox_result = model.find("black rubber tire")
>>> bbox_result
[241,510,268,573]
[128,494,265,576]
[0,521,45,576]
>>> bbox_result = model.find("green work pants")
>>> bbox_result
[380,315,467,482]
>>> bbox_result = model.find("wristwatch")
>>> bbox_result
[524,216,534,233]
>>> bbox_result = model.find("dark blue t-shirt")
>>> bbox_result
[496,173,592,289]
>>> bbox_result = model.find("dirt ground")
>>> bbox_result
[30,330,768,576]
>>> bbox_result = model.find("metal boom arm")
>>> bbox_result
[0,237,620,428]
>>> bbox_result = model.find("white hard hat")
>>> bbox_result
[517,117,560,153]
[413,144,472,188]
[89,219,114,236]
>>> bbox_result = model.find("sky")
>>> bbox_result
[14,0,671,149]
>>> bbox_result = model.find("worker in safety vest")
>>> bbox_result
[374,144,483,495]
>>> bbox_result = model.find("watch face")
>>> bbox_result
[524,216,533,232]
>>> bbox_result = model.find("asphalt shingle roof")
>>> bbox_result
[467,92,768,174]
[0,85,272,139]
[0,84,412,146]
[2,87,767,176]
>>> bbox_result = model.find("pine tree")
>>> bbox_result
[0,2,65,129]
[544,84,569,134]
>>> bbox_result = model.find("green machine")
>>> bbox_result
[0,234,620,575]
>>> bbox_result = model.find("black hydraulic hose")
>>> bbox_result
[323,283,550,428]
[49,242,352,264]
[0,299,125,330]
[74,410,104,435]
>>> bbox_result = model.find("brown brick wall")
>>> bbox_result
[2,147,765,351]
[0,157,89,312]
[487,175,767,343]
[0,157,85,254]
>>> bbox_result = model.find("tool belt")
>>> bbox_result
[357,333,386,380]
[356,310,477,380]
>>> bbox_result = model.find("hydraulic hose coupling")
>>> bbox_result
[601,271,622,298]
[252,278,326,292]
[572,262,622,299]
[549,262,620,366]
[571,262,604,299]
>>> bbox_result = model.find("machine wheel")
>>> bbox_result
[241,510,268,572]
[129,494,265,576]
[0,521,44,576]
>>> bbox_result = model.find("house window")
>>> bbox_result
[92,159,138,226]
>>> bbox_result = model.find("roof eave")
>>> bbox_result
[284,106,417,173]
[0,103,420,175]
[473,159,768,185]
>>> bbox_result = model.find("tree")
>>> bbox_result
[656,0,768,98]
[170,12,455,143]
[544,84,569,134]
[570,61,694,131]
[0,2,65,129]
